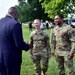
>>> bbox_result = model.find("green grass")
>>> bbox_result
[21,25,75,75]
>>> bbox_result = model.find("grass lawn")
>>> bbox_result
[20,25,75,75]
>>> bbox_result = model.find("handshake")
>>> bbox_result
[29,44,33,49]
[25,41,33,50]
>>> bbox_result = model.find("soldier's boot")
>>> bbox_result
[41,71,46,75]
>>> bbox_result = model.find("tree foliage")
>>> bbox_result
[17,0,50,22]
[39,0,75,19]
[16,2,33,22]
[28,0,51,20]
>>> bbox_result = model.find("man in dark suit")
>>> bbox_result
[0,7,30,75]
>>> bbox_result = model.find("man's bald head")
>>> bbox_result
[8,7,19,20]
[8,7,18,14]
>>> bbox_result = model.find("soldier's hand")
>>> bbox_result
[68,52,74,59]
[29,44,33,49]
[51,51,54,56]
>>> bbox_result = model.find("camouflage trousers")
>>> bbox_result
[56,56,75,75]
[31,53,49,75]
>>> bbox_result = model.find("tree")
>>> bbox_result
[16,1,33,22]
[28,0,50,20]
[39,0,75,19]
[17,0,51,22]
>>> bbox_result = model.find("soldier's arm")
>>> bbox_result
[51,30,56,56]
[69,27,75,52]
[45,34,51,58]
[29,35,33,55]
[50,28,53,44]
[68,27,75,58]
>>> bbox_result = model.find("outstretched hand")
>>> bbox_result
[29,44,33,49]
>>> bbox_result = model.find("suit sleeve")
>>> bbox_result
[12,23,30,51]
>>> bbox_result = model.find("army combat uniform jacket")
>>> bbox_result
[30,30,51,57]
[51,23,75,56]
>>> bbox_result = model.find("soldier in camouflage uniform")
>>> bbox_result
[29,19,51,75]
[51,14,75,75]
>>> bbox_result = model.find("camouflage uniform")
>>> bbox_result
[51,23,75,75]
[30,30,51,75]
[50,24,56,44]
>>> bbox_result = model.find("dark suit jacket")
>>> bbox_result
[0,15,30,67]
